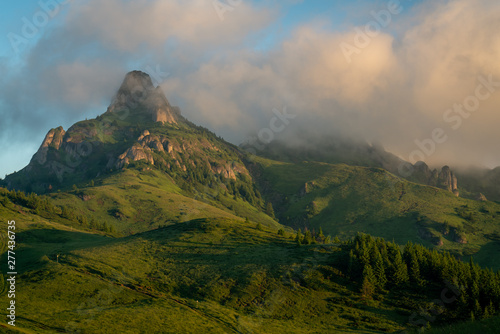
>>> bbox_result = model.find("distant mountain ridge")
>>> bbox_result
[242,137,462,196]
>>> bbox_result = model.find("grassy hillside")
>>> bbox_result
[0,209,406,333]
[2,193,500,333]
[47,168,282,234]
[253,157,500,270]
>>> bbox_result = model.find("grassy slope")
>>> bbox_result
[255,157,500,270]
[47,168,282,235]
[0,203,411,334]
[1,188,499,333]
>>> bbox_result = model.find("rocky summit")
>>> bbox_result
[2,71,247,193]
[108,70,181,124]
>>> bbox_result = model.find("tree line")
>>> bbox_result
[343,234,500,324]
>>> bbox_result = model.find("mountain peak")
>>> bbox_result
[120,70,155,93]
[107,70,180,124]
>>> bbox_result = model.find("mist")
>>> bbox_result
[1,0,500,178]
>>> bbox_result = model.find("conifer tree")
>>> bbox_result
[265,202,275,218]
[348,249,355,278]
[295,229,303,246]
[361,264,376,299]
[374,253,387,289]
[303,230,313,245]
[391,251,409,286]
[317,227,325,244]
[408,251,423,286]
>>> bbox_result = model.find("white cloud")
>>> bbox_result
[1,0,500,178]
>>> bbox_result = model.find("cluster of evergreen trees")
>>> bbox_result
[174,158,264,209]
[0,188,56,215]
[295,227,336,245]
[0,187,115,234]
[344,234,500,323]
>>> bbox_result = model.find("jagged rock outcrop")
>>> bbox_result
[114,128,245,180]
[213,164,236,179]
[116,144,155,169]
[476,193,487,201]
[438,166,459,196]
[107,71,180,124]
[32,126,66,165]
[410,162,459,196]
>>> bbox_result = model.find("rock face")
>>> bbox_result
[438,166,459,196]
[107,71,180,124]
[410,162,459,196]
[116,144,155,169]
[33,126,66,165]
[113,128,245,180]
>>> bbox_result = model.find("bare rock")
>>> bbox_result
[438,166,459,195]
[116,144,154,168]
[476,193,487,201]
[107,71,180,124]
[32,126,66,165]
[213,164,237,180]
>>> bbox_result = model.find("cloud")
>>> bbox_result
[1,0,499,179]
[64,0,273,52]
[0,0,274,176]
[162,0,500,168]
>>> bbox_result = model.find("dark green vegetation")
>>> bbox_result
[1,189,499,333]
[253,157,500,271]
[2,191,500,333]
[425,315,500,334]
[1,71,500,333]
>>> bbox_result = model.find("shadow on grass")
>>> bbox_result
[1,228,113,275]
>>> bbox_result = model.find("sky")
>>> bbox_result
[0,0,499,178]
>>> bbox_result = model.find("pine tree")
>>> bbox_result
[391,251,409,286]
[303,230,313,245]
[317,227,325,243]
[295,229,303,246]
[265,202,275,218]
[473,300,482,318]
[374,253,387,289]
[408,251,423,286]
[361,264,376,300]
[348,249,355,279]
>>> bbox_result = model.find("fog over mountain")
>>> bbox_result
[1,0,499,178]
